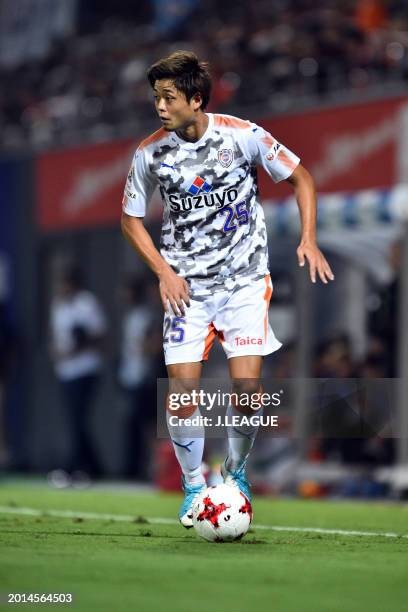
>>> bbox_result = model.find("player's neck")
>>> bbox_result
[176,112,209,143]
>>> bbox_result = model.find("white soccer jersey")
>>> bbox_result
[123,113,300,298]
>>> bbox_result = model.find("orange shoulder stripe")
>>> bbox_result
[261,134,276,148]
[214,115,251,129]
[278,150,298,172]
[138,127,167,150]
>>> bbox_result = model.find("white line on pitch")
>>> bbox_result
[0,506,407,539]
[0,506,172,524]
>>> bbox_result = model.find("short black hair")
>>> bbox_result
[147,51,212,110]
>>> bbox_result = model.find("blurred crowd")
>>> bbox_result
[1,0,408,150]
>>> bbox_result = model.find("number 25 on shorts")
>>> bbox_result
[164,316,186,344]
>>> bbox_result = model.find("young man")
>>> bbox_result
[121,51,334,527]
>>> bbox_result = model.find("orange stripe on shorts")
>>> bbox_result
[202,323,217,361]
[263,274,272,341]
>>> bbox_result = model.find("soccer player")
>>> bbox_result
[121,51,334,527]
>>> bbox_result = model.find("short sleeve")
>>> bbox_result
[122,147,157,217]
[246,123,300,183]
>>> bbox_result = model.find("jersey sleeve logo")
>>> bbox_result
[265,142,281,161]
[127,167,135,182]
[218,148,233,168]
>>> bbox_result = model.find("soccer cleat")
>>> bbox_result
[221,459,252,502]
[179,476,206,528]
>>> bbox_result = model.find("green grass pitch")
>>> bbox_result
[0,480,407,611]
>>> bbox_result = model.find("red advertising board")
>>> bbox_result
[36,95,408,231]
[36,139,136,231]
[259,95,408,198]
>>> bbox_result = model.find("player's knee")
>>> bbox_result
[231,379,262,415]
[166,383,199,418]
[166,401,197,419]
[231,378,260,397]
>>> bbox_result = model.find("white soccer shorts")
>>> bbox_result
[163,274,282,365]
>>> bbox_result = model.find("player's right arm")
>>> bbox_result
[121,214,190,315]
[121,146,189,316]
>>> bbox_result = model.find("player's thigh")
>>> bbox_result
[163,297,213,367]
[215,276,282,360]
[167,362,203,378]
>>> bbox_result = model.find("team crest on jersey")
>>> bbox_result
[218,148,233,168]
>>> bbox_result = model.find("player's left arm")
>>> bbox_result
[286,164,334,284]
[244,121,335,285]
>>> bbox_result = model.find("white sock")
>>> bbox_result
[166,406,206,486]
[226,403,262,472]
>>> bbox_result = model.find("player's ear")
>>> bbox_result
[191,92,203,111]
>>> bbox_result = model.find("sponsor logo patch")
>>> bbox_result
[187,176,212,195]
[168,187,238,213]
[235,336,263,346]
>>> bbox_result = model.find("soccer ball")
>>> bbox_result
[192,484,252,542]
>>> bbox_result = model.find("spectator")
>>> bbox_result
[314,333,359,378]
[367,239,402,376]
[49,265,106,484]
[117,276,154,480]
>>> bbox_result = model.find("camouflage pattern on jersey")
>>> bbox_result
[123,113,300,298]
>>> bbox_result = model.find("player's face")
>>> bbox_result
[153,79,201,131]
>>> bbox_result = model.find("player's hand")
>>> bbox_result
[297,241,334,284]
[158,267,190,315]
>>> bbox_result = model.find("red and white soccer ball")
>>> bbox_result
[192,484,252,542]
